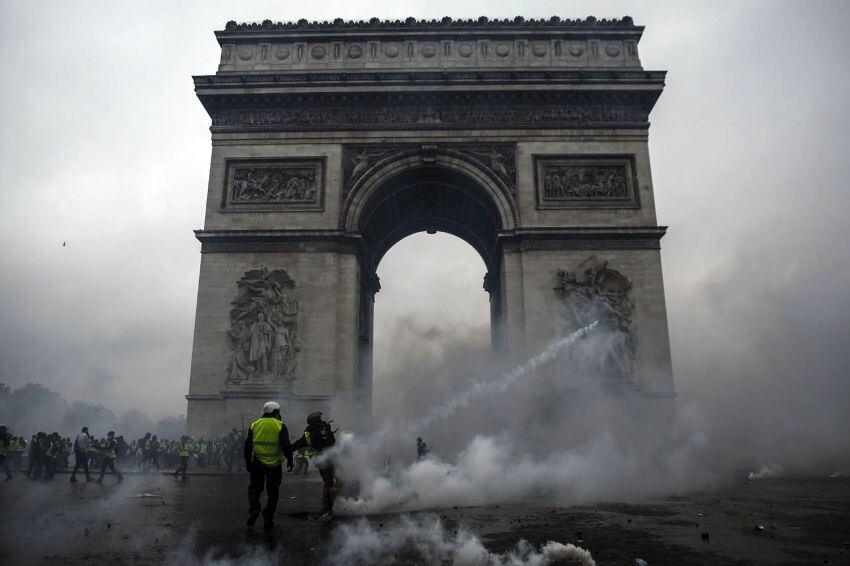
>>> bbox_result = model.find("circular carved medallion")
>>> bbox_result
[458,44,474,57]
[311,45,327,60]
[532,43,547,57]
[569,44,585,57]
[274,46,290,60]
[605,43,621,57]
[237,46,254,61]
[384,44,400,58]
[348,45,363,59]
[421,44,436,58]
[495,44,511,57]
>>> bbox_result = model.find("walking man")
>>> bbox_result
[292,412,341,518]
[173,435,192,481]
[244,401,293,530]
[70,426,94,483]
[95,431,124,483]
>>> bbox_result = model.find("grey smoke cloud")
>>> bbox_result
[0,0,848,460]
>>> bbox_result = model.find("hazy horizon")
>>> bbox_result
[1,0,848,461]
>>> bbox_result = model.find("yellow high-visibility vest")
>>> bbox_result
[303,431,319,458]
[250,417,284,467]
[104,439,117,460]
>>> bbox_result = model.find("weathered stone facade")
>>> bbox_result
[186,17,674,435]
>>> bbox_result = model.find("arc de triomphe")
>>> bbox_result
[185,16,674,435]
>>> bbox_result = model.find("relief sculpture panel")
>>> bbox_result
[226,267,300,388]
[535,155,639,209]
[342,143,516,199]
[222,159,325,212]
[554,258,636,380]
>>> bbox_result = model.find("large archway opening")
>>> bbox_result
[350,163,512,415]
[372,233,491,422]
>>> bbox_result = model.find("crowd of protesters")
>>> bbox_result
[0,425,255,481]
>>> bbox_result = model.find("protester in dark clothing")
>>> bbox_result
[70,427,94,483]
[26,433,44,478]
[291,412,341,517]
[0,425,13,481]
[243,402,293,531]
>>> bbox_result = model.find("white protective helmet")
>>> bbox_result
[263,401,281,414]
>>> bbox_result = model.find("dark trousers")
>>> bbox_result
[0,454,11,479]
[71,451,90,479]
[248,460,282,519]
[44,457,56,480]
[174,456,189,480]
[27,454,41,477]
[318,464,342,514]
[98,457,123,481]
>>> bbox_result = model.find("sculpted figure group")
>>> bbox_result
[227,268,299,385]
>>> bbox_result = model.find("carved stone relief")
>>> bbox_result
[534,155,639,209]
[211,100,648,132]
[223,159,325,212]
[554,258,635,380]
[342,143,517,198]
[226,267,300,388]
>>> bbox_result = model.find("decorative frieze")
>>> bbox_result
[211,101,648,132]
[222,159,325,212]
[342,143,516,198]
[534,155,640,209]
[217,17,641,73]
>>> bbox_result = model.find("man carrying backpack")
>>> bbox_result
[292,412,341,518]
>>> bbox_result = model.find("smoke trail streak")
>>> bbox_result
[411,321,598,431]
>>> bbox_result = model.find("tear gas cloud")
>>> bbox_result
[330,322,715,515]
[325,515,595,566]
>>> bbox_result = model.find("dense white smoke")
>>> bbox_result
[326,515,595,566]
[412,322,598,431]
[323,321,715,515]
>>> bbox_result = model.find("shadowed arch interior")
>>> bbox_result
[358,167,504,275]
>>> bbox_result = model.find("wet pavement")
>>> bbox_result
[0,471,848,565]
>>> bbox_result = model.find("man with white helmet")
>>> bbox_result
[243,401,293,530]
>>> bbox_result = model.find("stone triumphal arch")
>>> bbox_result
[185,16,674,435]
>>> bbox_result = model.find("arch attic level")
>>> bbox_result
[185,16,674,435]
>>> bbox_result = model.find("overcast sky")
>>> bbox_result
[1,1,848,426]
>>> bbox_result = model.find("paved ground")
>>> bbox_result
[0,470,847,565]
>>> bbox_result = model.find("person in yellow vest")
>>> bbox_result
[173,435,192,481]
[95,431,124,483]
[11,435,26,470]
[243,401,293,530]
[291,412,340,518]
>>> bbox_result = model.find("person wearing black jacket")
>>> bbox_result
[291,411,341,518]
[243,401,293,530]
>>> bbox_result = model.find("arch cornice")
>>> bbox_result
[340,144,519,233]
